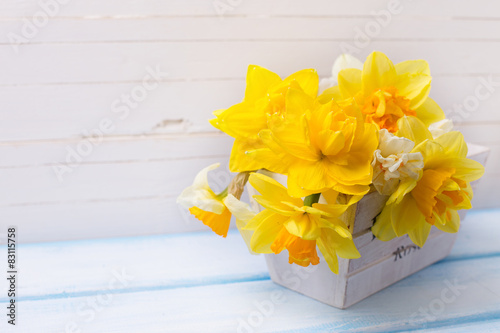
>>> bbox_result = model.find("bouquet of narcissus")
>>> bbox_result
[177,51,485,274]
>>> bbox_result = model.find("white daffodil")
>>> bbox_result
[177,163,257,253]
[223,194,257,254]
[372,129,424,195]
[177,163,225,214]
[177,163,232,237]
[429,119,454,138]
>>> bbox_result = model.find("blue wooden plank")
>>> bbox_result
[1,209,499,304]
[446,209,500,261]
[413,320,500,333]
[0,209,498,332]
[0,229,268,303]
[2,255,500,332]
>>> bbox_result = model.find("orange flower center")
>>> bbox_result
[411,168,466,224]
[189,206,232,237]
[362,87,416,132]
[271,227,320,267]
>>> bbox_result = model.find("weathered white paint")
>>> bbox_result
[0,209,499,332]
[1,0,498,17]
[0,78,499,142]
[0,1,499,242]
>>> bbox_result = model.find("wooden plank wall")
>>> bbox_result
[0,0,499,242]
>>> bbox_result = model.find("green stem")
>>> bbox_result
[216,186,228,200]
[304,193,321,207]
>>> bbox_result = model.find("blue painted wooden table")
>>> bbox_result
[1,209,500,332]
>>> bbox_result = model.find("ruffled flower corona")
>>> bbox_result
[372,124,485,247]
[210,65,319,173]
[244,173,360,274]
[320,51,445,133]
[248,89,379,197]
[372,129,424,195]
[176,52,486,277]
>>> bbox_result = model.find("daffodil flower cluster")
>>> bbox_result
[177,51,485,274]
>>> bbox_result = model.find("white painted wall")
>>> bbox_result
[0,0,498,243]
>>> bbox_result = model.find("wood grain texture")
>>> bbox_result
[0,0,499,241]
[0,209,499,332]
[4,17,500,43]
[3,42,500,85]
[1,0,499,18]
[0,78,499,142]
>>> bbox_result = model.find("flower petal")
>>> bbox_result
[443,158,485,182]
[338,68,362,99]
[326,161,373,186]
[387,177,418,205]
[288,160,331,196]
[434,209,460,233]
[391,195,423,237]
[408,221,432,247]
[396,116,433,145]
[189,206,232,237]
[192,163,220,191]
[283,68,319,97]
[229,138,267,172]
[434,131,468,158]
[317,233,339,274]
[372,204,398,241]
[320,228,360,261]
[217,102,267,139]
[252,196,296,216]
[224,194,257,254]
[249,173,297,203]
[318,86,342,104]
[414,97,446,127]
[177,187,225,214]
[284,213,321,240]
[244,147,291,174]
[362,51,397,95]
[395,60,430,76]
[330,183,371,196]
[394,60,432,108]
[248,210,288,253]
[285,236,320,267]
[311,203,349,217]
[244,65,281,103]
[332,54,363,79]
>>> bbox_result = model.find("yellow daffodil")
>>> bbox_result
[248,89,378,197]
[372,126,484,247]
[244,173,360,273]
[177,163,256,242]
[321,51,445,133]
[210,65,319,173]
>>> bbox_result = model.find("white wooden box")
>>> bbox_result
[247,144,490,309]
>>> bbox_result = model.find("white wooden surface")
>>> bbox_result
[1,1,500,242]
[0,208,499,332]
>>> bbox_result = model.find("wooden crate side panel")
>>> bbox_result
[344,232,457,308]
[349,228,443,274]
[265,252,350,308]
